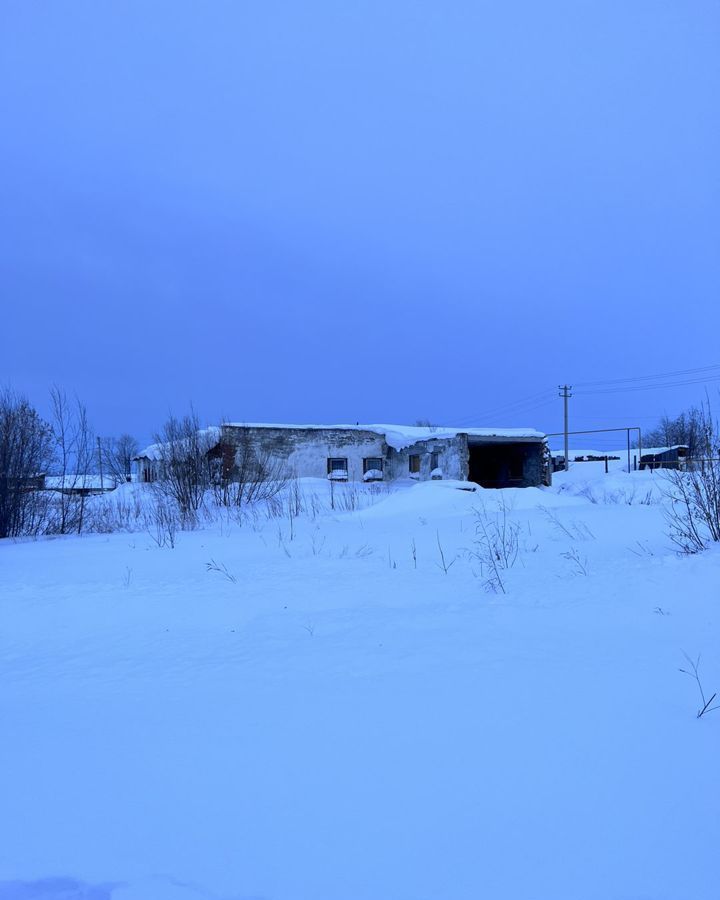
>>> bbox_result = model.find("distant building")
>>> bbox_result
[133,427,221,484]
[135,423,551,488]
[43,475,118,496]
[639,445,689,470]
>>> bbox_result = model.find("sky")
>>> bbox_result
[1,0,719,447]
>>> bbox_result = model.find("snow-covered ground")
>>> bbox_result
[1,465,718,900]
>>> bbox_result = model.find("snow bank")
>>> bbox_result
[2,462,718,900]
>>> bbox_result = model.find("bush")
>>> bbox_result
[663,404,720,553]
[469,497,521,593]
[0,389,54,539]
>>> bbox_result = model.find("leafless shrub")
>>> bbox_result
[561,546,589,576]
[636,489,656,506]
[213,430,290,510]
[663,407,720,553]
[310,528,326,556]
[333,483,362,512]
[144,497,179,548]
[679,652,719,719]
[276,525,292,557]
[49,386,96,534]
[308,492,323,521]
[206,558,237,583]
[0,388,54,538]
[540,505,595,541]
[578,486,598,505]
[599,487,657,506]
[151,411,216,521]
[264,494,283,520]
[469,498,521,594]
[628,540,654,558]
[83,493,146,533]
[435,531,456,574]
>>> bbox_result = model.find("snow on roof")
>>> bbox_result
[136,426,221,461]
[45,475,116,491]
[640,445,688,456]
[222,423,545,451]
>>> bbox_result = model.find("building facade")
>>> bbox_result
[216,424,550,488]
[135,423,550,489]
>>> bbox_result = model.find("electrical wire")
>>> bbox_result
[574,363,720,389]
[453,388,556,425]
[575,374,720,396]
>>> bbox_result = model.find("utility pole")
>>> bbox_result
[558,385,572,471]
[97,437,104,491]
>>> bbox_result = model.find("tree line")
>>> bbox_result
[0,387,138,538]
[0,392,285,539]
[642,406,712,458]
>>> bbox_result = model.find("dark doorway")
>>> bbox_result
[468,443,530,488]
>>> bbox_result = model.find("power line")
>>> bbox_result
[575,374,720,396]
[454,388,554,422]
[574,363,720,389]
[453,362,720,428]
[453,388,555,425]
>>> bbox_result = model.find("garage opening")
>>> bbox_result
[468,442,535,488]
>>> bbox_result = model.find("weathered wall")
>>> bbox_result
[219,426,470,483]
[385,435,468,482]
[220,426,388,482]
[138,427,548,487]
[521,443,545,486]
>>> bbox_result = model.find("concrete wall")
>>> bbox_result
[221,426,388,482]
[139,425,549,488]
[219,426,469,483]
[384,435,468,482]
[521,442,545,486]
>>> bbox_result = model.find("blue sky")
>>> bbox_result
[2,1,719,446]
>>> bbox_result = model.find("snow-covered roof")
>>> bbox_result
[222,423,545,451]
[136,426,221,461]
[45,475,116,491]
[640,445,688,457]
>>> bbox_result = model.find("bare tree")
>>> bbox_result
[101,433,139,483]
[151,411,215,521]
[663,403,720,553]
[0,389,54,538]
[214,428,289,508]
[49,386,95,534]
[645,406,704,457]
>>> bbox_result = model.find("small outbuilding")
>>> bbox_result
[133,427,221,483]
[43,475,118,496]
[639,445,689,471]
